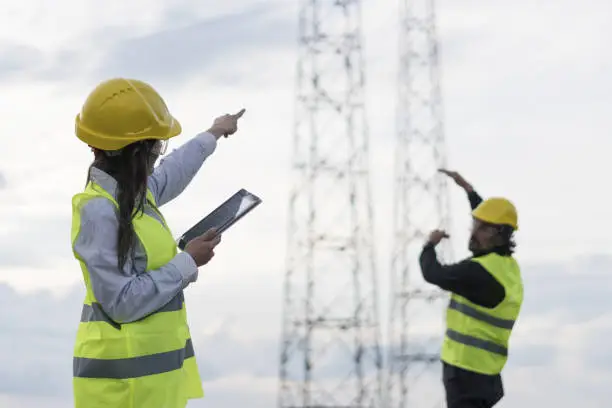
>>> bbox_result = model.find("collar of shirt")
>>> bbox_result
[89,167,120,200]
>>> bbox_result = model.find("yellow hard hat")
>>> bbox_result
[472,197,518,230]
[75,78,182,151]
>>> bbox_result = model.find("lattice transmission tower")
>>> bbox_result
[278,1,383,408]
[387,0,452,407]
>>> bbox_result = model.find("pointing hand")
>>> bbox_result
[208,109,246,139]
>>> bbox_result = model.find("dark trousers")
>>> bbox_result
[443,362,503,408]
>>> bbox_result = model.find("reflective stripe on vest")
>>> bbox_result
[441,253,523,375]
[74,339,195,379]
[446,329,508,356]
[71,181,203,407]
[448,298,515,330]
[79,292,185,330]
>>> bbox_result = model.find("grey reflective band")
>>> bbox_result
[448,299,515,330]
[74,339,195,379]
[81,303,121,330]
[446,329,508,356]
[80,292,184,329]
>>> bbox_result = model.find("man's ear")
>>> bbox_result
[490,226,507,246]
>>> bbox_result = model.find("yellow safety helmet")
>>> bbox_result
[472,197,519,230]
[75,78,182,151]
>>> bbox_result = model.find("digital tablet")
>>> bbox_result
[177,189,262,250]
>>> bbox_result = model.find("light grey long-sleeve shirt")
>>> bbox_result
[73,131,218,324]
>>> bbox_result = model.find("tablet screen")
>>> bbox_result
[177,189,262,250]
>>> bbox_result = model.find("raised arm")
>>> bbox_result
[73,198,199,323]
[148,131,218,207]
[148,109,246,207]
[419,239,505,308]
[438,168,483,209]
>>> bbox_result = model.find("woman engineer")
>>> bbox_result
[69,77,245,408]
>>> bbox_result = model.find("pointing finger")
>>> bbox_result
[233,108,246,119]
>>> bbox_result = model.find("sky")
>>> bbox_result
[0,0,611,407]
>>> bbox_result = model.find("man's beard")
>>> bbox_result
[468,235,478,253]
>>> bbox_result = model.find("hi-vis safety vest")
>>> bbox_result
[441,253,523,375]
[71,182,203,408]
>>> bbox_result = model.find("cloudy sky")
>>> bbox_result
[0,0,611,407]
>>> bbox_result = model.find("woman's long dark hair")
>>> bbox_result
[87,140,157,269]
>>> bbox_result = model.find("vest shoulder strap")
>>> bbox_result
[78,181,157,208]
[471,253,522,299]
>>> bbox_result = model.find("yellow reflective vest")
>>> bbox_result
[441,253,523,375]
[71,181,203,408]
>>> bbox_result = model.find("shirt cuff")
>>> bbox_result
[173,251,199,288]
[195,131,218,155]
